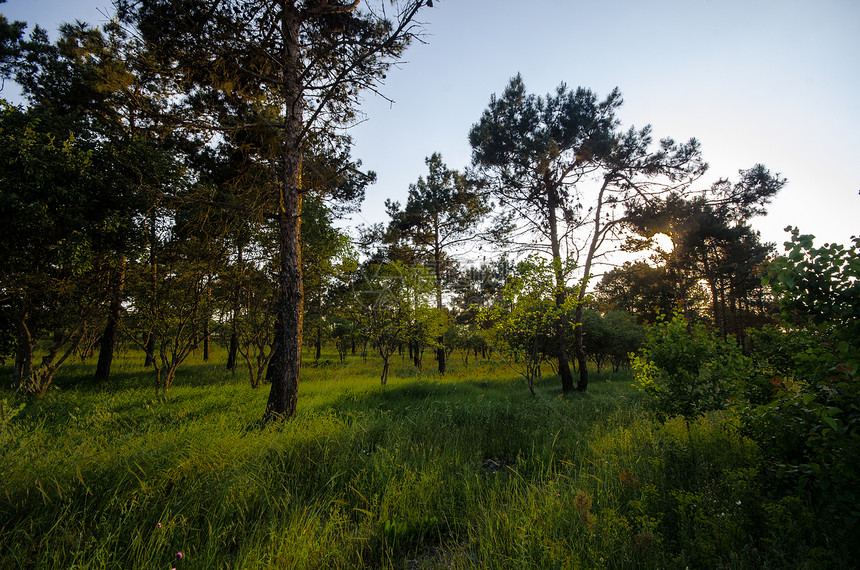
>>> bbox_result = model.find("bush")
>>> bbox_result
[740,229,860,531]
[633,313,751,422]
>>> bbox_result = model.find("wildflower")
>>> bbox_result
[176,552,183,559]
[157,523,162,529]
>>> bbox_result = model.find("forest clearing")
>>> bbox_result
[1,1,858,567]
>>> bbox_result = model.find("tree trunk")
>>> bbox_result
[227,243,243,371]
[574,177,615,394]
[546,181,574,393]
[264,4,303,421]
[202,322,209,360]
[412,341,421,368]
[433,227,446,375]
[227,331,238,372]
[14,317,33,386]
[380,354,390,385]
[95,257,126,381]
[144,333,156,367]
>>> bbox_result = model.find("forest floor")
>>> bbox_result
[0,348,850,568]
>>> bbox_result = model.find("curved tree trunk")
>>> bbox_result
[433,227,446,375]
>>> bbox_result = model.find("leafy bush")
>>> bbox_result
[742,229,860,529]
[633,313,751,422]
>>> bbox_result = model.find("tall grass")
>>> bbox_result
[0,349,846,568]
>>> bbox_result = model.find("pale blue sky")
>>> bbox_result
[4,0,859,251]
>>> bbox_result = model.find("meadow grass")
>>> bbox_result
[0,348,847,568]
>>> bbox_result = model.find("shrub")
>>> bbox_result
[633,313,751,422]
[741,229,860,531]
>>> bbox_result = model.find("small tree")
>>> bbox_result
[122,229,220,394]
[481,257,580,396]
[385,152,490,373]
[350,262,441,385]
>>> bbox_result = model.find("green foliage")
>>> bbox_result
[0,102,108,395]
[595,261,683,324]
[764,227,860,340]
[742,229,860,528]
[604,310,646,371]
[480,257,579,395]
[348,262,445,384]
[633,313,751,421]
[577,308,644,373]
[623,169,785,336]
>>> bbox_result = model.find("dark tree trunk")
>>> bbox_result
[203,318,210,361]
[95,258,125,381]
[264,182,303,420]
[227,243,243,372]
[380,355,390,385]
[264,5,304,421]
[14,317,33,385]
[227,331,238,372]
[144,333,156,367]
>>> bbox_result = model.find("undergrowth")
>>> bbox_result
[0,349,848,568]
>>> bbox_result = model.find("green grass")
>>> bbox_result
[0,348,850,568]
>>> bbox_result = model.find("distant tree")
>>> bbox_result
[122,224,222,394]
[470,75,618,393]
[385,152,490,374]
[604,310,644,371]
[578,308,612,373]
[625,166,785,339]
[450,259,510,325]
[301,195,354,360]
[470,74,705,392]
[481,257,579,396]
[119,0,433,420]
[595,261,704,324]
[232,265,278,389]
[349,262,441,385]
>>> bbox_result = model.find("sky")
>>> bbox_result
[3,0,859,256]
